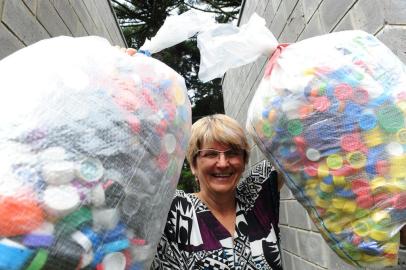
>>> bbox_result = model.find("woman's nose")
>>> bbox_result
[216,153,229,166]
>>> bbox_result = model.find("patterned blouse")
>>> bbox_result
[151,160,282,270]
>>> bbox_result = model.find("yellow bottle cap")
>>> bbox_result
[352,219,370,237]
[317,163,329,178]
[396,128,406,144]
[326,154,343,169]
[346,151,367,169]
[342,201,357,213]
[332,175,346,187]
[369,227,391,241]
[370,177,387,193]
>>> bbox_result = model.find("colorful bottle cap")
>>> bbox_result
[358,241,383,256]
[287,119,303,136]
[317,163,330,178]
[42,161,75,185]
[306,148,320,161]
[331,175,346,187]
[386,142,404,156]
[336,188,355,198]
[103,223,127,243]
[76,158,104,183]
[25,249,48,270]
[43,185,80,217]
[377,105,404,133]
[341,133,362,152]
[331,164,355,177]
[312,96,330,112]
[56,207,92,236]
[102,252,126,270]
[370,177,387,194]
[351,178,370,195]
[396,128,406,144]
[342,200,357,213]
[101,239,130,254]
[326,154,343,169]
[352,88,369,104]
[375,160,389,176]
[334,83,353,100]
[0,196,44,237]
[346,151,367,169]
[362,127,385,147]
[71,230,93,252]
[23,234,54,248]
[352,219,371,237]
[369,227,392,242]
[356,194,374,208]
[0,241,34,270]
[371,210,391,226]
[359,112,377,131]
[91,183,106,207]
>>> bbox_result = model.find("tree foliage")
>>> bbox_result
[111,0,242,191]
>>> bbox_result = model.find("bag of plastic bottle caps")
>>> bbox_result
[246,30,406,267]
[0,35,191,270]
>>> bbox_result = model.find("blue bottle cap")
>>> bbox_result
[23,234,54,248]
[358,241,383,256]
[101,239,130,254]
[336,188,355,199]
[81,227,102,247]
[0,241,34,270]
[104,223,127,243]
[359,113,377,131]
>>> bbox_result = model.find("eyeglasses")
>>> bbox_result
[196,148,244,161]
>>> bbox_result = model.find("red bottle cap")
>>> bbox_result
[341,133,362,152]
[334,83,353,100]
[351,178,370,195]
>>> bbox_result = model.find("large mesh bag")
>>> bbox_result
[246,30,406,267]
[0,36,191,270]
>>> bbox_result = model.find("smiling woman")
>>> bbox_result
[152,114,283,270]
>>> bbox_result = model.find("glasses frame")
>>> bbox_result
[195,148,245,161]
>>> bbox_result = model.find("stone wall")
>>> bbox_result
[222,0,406,269]
[0,0,126,60]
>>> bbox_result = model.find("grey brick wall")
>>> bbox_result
[0,0,126,60]
[223,0,406,269]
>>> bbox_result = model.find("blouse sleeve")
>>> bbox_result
[237,159,280,241]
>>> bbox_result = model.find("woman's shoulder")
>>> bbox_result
[236,159,278,207]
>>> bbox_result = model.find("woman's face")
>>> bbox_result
[192,141,245,196]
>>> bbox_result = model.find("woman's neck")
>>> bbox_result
[195,190,236,213]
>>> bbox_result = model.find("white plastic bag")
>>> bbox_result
[197,13,277,82]
[0,36,191,270]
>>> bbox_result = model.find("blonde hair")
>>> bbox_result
[186,114,250,167]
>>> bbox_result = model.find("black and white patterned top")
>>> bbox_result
[151,160,282,270]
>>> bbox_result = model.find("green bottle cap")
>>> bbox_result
[25,249,48,270]
[287,119,303,136]
[377,105,404,133]
[56,207,92,236]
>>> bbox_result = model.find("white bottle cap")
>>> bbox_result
[306,148,320,161]
[102,252,126,270]
[43,185,80,217]
[76,158,104,183]
[386,142,404,156]
[163,133,176,154]
[42,161,75,185]
[40,147,68,161]
[71,230,92,252]
[91,183,105,207]
[92,208,120,230]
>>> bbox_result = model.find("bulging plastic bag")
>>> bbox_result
[0,36,191,269]
[246,30,406,267]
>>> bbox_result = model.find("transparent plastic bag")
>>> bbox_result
[0,36,191,270]
[246,30,406,267]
